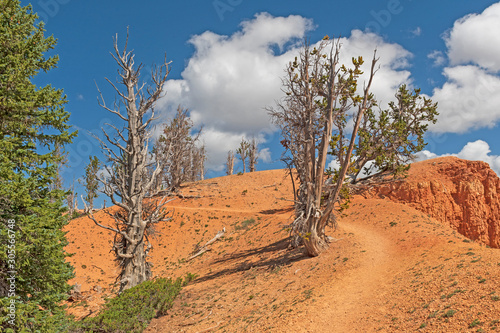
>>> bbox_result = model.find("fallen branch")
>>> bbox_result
[187,228,226,261]
[187,248,211,261]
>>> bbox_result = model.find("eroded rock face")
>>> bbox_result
[362,157,500,248]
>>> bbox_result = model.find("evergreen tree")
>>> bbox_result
[0,1,77,331]
[80,156,101,212]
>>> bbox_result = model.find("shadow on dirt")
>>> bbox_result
[259,207,294,215]
[190,238,308,284]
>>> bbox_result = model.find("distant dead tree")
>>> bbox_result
[191,145,206,181]
[153,106,205,191]
[225,150,235,175]
[236,138,250,173]
[85,31,173,292]
[66,178,78,217]
[268,37,378,257]
[248,137,258,172]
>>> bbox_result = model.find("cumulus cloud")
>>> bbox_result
[429,65,500,133]
[429,2,500,133]
[445,2,500,72]
[427,50,446,67]
[157,13,413,171]
[415,140,500,175]
[258,147,272,163]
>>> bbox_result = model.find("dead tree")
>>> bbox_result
[248,137,258,172]
[194,145,206,181]
[225,150,235,175]
[268,37,378,256]
[85,31,173,291]
[66,179,78,217]
[236,139,250,173]
[154,106,204,190]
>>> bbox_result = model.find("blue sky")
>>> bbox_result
[24,0,500,207]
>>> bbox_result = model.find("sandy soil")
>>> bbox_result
[64,165,500,332]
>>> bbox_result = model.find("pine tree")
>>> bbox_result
[80,156,101,213]
[0,1,77,331]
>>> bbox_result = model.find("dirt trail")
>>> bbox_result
[164,205,261,215]
[283,219,401,332]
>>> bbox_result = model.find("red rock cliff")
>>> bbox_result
[361,156,500,248]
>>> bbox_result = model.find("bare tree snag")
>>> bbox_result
[226,150,235,176]
[248,137,258,172]
[85,30,174,292]
[236,138,250,173]
[153,106,205,191]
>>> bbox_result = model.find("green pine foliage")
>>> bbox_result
[80,156,101,211]
[72,275,196,333]
[0,0,77,331]
[352,84,438,180]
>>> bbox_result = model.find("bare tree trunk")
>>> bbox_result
[236,139,249,174]
[226,150,235,175]
[248,137,258,172]
[85,30,173,291]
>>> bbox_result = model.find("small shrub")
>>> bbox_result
[442,309,456,318]
[235,218,256,231]
[183,272,198,285]
[72,276,190,332]
[469,319,482,328]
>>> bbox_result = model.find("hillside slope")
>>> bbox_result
[362,156,500,248]
[64,158,500,332]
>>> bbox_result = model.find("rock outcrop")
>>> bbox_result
[361,157,500,248]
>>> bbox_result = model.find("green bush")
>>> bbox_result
[0,298,73,333]
[235,218,256,231]
[71,275,194,333]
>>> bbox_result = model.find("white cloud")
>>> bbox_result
[428,2,500,134]
[429,65,500,133]
[416,140,500,175]
[428,50,446,67]
[157,14,413,171]
[410,27,422,37]
[258,147,271,163]
[445,2,500,72]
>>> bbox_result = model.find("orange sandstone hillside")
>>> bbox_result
[64,157,500,332]
[362,156,500,248]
